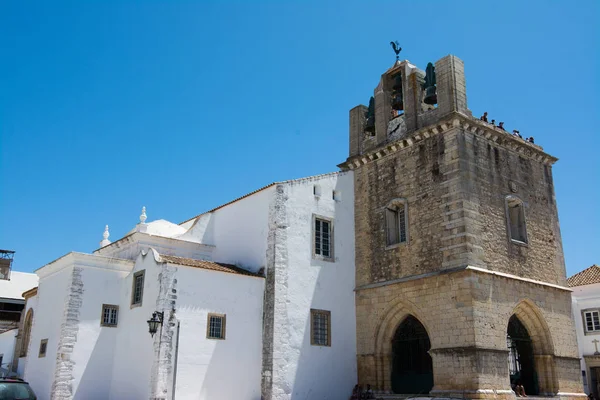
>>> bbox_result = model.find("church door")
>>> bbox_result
[391,315,434,394]
[507,315,539,395]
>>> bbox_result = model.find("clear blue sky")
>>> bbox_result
[1,1,598,276]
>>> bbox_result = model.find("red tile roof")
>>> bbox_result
[159,254,262,278]
[567,265,600,287]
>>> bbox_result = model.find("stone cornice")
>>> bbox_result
[36,252,134,279]
[338,112,558,170]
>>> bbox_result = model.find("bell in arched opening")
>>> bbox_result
[364,96,376,135]
[422,62,437,105]
[391,72,404,111]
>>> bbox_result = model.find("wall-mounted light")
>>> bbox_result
[147,311,164,338]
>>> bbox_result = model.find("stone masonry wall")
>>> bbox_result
[355,269,581,396]
[460,129,567,285]
[354,127,472,287]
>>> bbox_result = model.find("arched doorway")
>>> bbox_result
[391,315,433,394]
[507,315,539,395]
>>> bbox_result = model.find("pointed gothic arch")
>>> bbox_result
[373,298,433,392]
[509,300,558,395]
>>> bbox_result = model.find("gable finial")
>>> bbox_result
[140,206,147,224]
[390,41,402,61]
[100,225,111,247]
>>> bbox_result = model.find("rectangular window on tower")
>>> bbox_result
[386,200,408,247]
[506,197,528,244]
[313,216,333,260]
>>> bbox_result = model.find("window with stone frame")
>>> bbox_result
[583,309,600,333]
[38,339,48,358]
[131,270,145,306]
[314,216,333,260]
[310,309,331,347]
[506,196,528,244]
[207,313,226,339]
[101,304,119,327]
[386,199,408,246]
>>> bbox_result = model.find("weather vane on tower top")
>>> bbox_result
[390,41,402,61]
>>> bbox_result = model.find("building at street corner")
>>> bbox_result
[19,53,585,400]
[569,265,600,397]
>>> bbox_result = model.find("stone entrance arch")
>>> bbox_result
[373,299,433,392]
[391,315,433,394]
[509,300,558,395]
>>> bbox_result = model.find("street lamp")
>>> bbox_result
[147,311,164,338]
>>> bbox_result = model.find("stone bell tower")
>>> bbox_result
[340,54,584,399]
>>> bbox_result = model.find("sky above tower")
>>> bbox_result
[1,0,598,276]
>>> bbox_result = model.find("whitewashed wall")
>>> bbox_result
[270,172,357,400]
[24,266,72,400]
[181,186,274,273]
[572,282,600,394]
[174,266,264,400]
[70,267,129,400]
[0,329,17,374]
[109,252,161,400]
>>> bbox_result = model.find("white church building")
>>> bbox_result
[19,172,357,400]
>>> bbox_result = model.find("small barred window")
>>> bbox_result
[311,309,331,347]
[207,314,226,339]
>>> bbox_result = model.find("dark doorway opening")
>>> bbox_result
[507,315,539,395]
[391,315,433,394]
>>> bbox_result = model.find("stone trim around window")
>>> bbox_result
[206,313,226,340]
[384,198,409,249]
[38,339,48,358]
[131,270,145,308]
[101,304,119,327]
[310,309,331,347]
[582,308,600,336]
[312,214,334,262]
[505,195,528,246]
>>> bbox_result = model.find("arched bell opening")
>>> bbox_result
[507,315,539,395]
[391,315,433,394]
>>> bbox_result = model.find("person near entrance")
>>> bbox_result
[513,380,527,397]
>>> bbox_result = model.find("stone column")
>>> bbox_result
[349,105,367,157]
[435,55,468,117]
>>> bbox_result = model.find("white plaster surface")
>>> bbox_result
[180,186,274,273]
[174,266,264,400]
[24,266,72,400]
[270,172,357,400]
[571,282,600,394]
[0,329,17,374]
[0,271,38,300]
[17,295,38,378]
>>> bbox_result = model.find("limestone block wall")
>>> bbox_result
[355,269,477,392]
[459,128,567,285]
[354,127,474,287]
[355,269,582,396]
